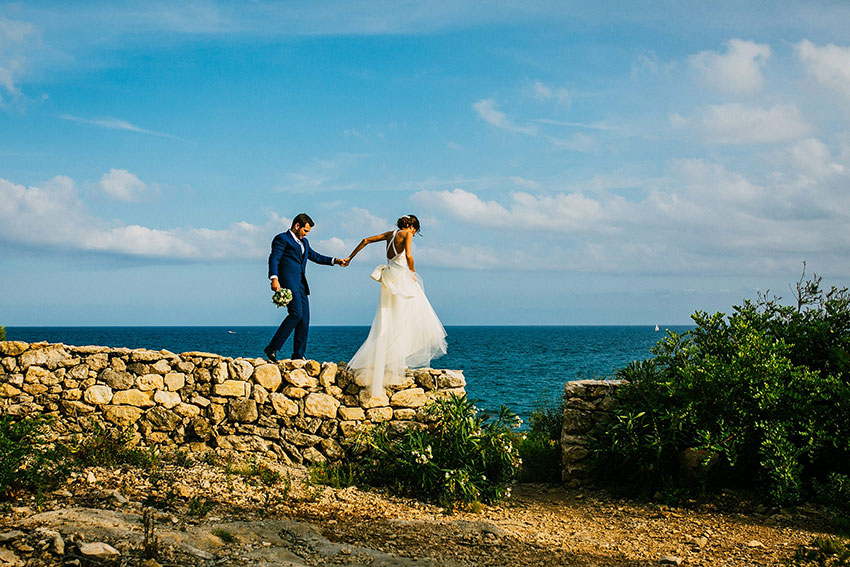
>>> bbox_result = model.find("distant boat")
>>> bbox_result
[654,324,659,331]
[227,330,236,334]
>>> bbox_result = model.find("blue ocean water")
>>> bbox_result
[4,326,691,422]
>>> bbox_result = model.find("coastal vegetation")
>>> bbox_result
[592,269,850,510]
[338,394,522,511]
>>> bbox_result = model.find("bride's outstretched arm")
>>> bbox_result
[343,231,393,264]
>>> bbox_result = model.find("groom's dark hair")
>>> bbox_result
[291,213,314,228]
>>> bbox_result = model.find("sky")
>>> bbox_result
[2,1,850,326]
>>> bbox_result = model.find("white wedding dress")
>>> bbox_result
[348,231,447,397]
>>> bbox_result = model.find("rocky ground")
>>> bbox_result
[0,458,840,566]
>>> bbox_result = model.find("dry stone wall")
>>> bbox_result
[561,379,626,486]
[0,341,466,466]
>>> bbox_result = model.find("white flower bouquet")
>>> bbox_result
[272,288,293,308]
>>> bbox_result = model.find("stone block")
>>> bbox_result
[151,359,171,374]
[283,386,308,399]
[104,405,144,426]
[228,398,258,422]
[304,360,321,377]
[338,406,365,421]
[390,388,429,408]
[212,361,229,384]
[269,392,299,417]
[164,372,186,391]
[25,366,50,383]
[174,402,201,418]
[137,374,164,391]
[318,362,338,388]
[60,400,95,415]
[230,359,254,381]
[0,383,22,397]
[0,341,28,356]
[359,390,389,408]
[129,350,162,362]
[302,446,326,464]
[366,407,393,422]
[393,408,416,420]
[321,438,345,460]
[100,368,134,390]
[112,389,155,407]
[154,389,181,409]
[437,370,466,388]
[213,380,251,397]
[304,392,340,419]
[254,364,282,392]
[284,368,317,389]
[283,429,322,447]
[146,406,183,430]
[83,385,113,405]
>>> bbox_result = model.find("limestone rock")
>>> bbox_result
[366,407,393,422]
[137,373,165,391]
[174,402,201,418]
[230,359,254,381]
[83,385,113,405]
[0,383,22,397]
[269,393,299,417]
[359,390,389,408]
[78,542,120,560]
[254,364,282,392]
[61,400,95,415]
[104,405,144,426]
[228,398,259,422]
[112,389,155,407]
[283,429,322,446]
[213,380,251,397]
[304,392,340,419]
[283,386,308,399]
[154,389,182,409]
[146,406,183,430]
[338,406,365,421]
[302,446,326,463]
[25,365,51,383]
[100,367,134,390]
[284,368,317,389]
[319,362,338,388]
[0,341,28,356]
[321,438,345,460]
[390,388,429,408]
[163,371,186,391]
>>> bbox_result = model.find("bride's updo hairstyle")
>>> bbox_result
[396,214,421,234]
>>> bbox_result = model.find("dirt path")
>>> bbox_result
[0,461,836,566]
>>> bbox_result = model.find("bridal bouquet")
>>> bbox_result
[272,288,293,308]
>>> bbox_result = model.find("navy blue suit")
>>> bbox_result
[267,231,335,359]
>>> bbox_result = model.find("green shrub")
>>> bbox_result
[0,415,70,497]
[73,422,159,469]
[592,270,850,505]
[515,392,563,483]
[0,326,6,341]
[792,536,850,566]
[345,394,521,510]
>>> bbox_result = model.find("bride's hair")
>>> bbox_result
[396,214,421,233]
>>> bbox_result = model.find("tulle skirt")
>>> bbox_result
[348,261,447,398]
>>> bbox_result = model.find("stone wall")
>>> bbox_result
[561,379,626,486]
[0,341,466,466]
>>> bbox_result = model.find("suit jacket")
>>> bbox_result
[268,231,334,296]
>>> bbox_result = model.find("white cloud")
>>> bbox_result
[689,39,771,95]
[0,16,38,105]
[795,39,850,100]
[509,176,540,189]
[98,169,152,202]
[790,138,846,178]
[413,188,611,232]
[472,98,537,135]
[59,114,178,139]
[529,80,569,105]
[0,174,280,260]
[698,103,811,144]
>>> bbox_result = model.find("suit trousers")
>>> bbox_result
[268,289,310,359]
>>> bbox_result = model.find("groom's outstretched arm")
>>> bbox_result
[306,245,340,267]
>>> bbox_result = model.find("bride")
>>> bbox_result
[344,214,447,398]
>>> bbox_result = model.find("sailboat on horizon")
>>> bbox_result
[654,324,660,331]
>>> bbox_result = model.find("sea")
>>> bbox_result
[4,326,692,423]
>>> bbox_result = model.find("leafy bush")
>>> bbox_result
[346,394,521,510]
[592,270,850,505]
[73,421,159,469]
[0,415,70,497]
[0,326,6,341]
[515,392,563,483]
[792,536,850,566]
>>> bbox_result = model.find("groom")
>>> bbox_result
[264,213,347,362]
